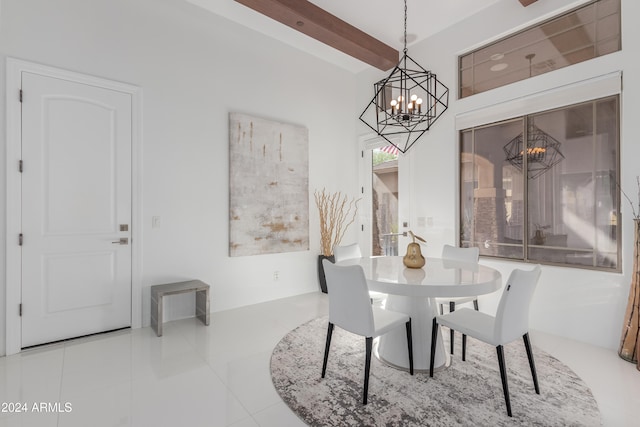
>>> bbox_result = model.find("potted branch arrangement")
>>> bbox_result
[618,176,640,371]
[314,188,360,293]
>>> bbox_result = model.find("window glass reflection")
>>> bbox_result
[459,0,620,98]
[460,96,619,270]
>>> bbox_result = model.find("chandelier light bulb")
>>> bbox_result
[410,94,418,102]
[390,99,398,113]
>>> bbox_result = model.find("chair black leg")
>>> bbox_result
[430,317,439,377]
[462,334,467,361]
[523,333,540,394]
[449,301,456,355]
[406,319,414,375]
[496,345,512,417]
[473,299,479,311]
[321,323,334,378]
[363,337,373,405]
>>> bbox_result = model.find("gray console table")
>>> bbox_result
[150,280,210,337]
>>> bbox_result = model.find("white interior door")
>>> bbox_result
[20,72,132,348]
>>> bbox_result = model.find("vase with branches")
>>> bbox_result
[618,176,640,371]
[314,189,360,292]
[314,189,360,256]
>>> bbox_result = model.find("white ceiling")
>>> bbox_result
[185,0,503,73]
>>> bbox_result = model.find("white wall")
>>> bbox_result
[3,0,637,355]
[0,0,360,355]
[356,0,640,350]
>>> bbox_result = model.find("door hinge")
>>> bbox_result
[361,150,364,158]
[19,160,23,173]
[19,89,23,103]
[19,304,22,316]
[361,186,364,194]
[19,233,23,246]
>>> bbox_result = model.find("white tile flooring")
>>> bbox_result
[0,291,638,426]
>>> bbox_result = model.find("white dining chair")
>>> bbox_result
[333,243,387,306]
[429,265,542,417]
[321,260,414,404]
[436,244,480,355]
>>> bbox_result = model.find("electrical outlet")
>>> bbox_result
[152,216,161,228]
[273,271,279,281]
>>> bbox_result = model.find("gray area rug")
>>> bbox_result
[270,317,601,426]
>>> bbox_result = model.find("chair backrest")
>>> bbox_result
[322,259,374,337]
[441,244,480,263]
[333,243,362,262]
[494,265,542,343]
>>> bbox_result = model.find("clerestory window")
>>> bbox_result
[459,0,620,98]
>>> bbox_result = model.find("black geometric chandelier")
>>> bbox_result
[503,120,565,179]
[359,0,449,154]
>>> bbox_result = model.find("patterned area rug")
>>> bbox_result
[270,317,601,426]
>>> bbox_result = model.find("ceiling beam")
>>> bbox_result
[234,0,399,71]
[519,0,539,6]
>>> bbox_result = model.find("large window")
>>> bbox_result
[460,96,620,270]
[459,0,620,98]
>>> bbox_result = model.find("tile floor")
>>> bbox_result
[0,291,638,426]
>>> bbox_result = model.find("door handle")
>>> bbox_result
[112,238,129,245]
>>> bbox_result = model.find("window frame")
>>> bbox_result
[458,0,621,99]
[459,95,621,272]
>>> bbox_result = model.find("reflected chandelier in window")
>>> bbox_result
[503,119,564,179]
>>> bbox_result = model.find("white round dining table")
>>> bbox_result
[336,256,502,372]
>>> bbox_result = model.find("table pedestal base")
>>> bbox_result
[377,295,447,371]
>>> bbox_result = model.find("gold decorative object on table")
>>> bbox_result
[403,231,426,269]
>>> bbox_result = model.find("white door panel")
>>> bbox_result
[21,72,132,348]
[44,99,116,234]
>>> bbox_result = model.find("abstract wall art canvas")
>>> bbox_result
[229,113,309,256]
